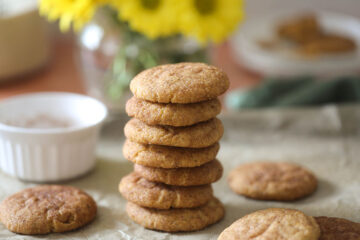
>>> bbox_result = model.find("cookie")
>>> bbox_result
[218,208,320,240]
[315,216,360,240]
[124,118,223,148]
[123,140,219,168]
[134,159,223,186]
[126,96,221,126]
[0,185,97,235]
[130,62,229,104]
[119,172,213,209]
[228,162,317,201]
[126,197,224,232]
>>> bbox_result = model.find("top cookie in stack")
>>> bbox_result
[121,62,229,232]
[129,62,229,104]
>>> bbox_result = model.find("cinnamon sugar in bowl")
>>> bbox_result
[0,92,107,182]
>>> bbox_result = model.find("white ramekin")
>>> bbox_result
[0,92,107,182]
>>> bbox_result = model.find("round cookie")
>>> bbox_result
[124,118,223,148]
[315,216,360,240]
[126,97,221,126]
[0,185,97,235]
[119,172,213,209]
[130,62,229,104]
[228,162,317,201]
[218,208,320,240]
[123,140,219,168]
[126,197,224,232]
[134,159,223,186]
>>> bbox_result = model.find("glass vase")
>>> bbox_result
[76,10,209,118]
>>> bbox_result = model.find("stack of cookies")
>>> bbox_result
[119,62,229,232]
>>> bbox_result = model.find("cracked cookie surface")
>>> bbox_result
[126,97,221,127]
[119,172,213,209]
[126,197,224,232]
[228,162,317,201]
[124,118,223,148]
[130,62,229,104]
[218,208,320,240]
[123,140,219,168]
[134,159,223,186]
[0,185,97,235]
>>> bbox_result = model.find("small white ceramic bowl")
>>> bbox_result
[0,92,107,182]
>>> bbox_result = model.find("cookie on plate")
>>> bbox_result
[0,185,97,235]
[123,140,219,168]
[119,172,213,209]
[130,62,229,104]
[126,197,224,232]
[134,159,223,186]
[126,97,221,126]
[218,208,320,240]
[228,162,317,201]
[124,118,223,148]
[315,216,360,240]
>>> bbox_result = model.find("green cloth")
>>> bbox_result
[226,77,360,109]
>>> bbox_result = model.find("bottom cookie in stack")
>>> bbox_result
[126,197,224,232]
[119,172,224,232]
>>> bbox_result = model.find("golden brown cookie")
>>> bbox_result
[0,185,97,235]
[277,14,321,44]
[130,62,229,103]
[134,159,223,186]
[218,208,320,240]
[298,34,357,57]
[123,140,219,168]
[228,162,317,201]
[126,97,221,126]
[315,216,360,240]
[126,197,224,232]
[124,118,223,148]
[119,172,213,209]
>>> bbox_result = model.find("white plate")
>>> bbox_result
[231,11,360,78]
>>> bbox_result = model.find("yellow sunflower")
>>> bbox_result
[39,0,106,31]
[177,0,244,43]
[110,0,179,39]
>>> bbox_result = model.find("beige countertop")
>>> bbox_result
[0,104,359,239]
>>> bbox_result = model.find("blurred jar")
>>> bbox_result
[0,0,50,81]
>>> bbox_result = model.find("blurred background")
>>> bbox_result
[1,0,360,117]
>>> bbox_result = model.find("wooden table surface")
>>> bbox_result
[0,38,261,100]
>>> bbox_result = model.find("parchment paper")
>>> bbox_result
[0,104,359,240]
